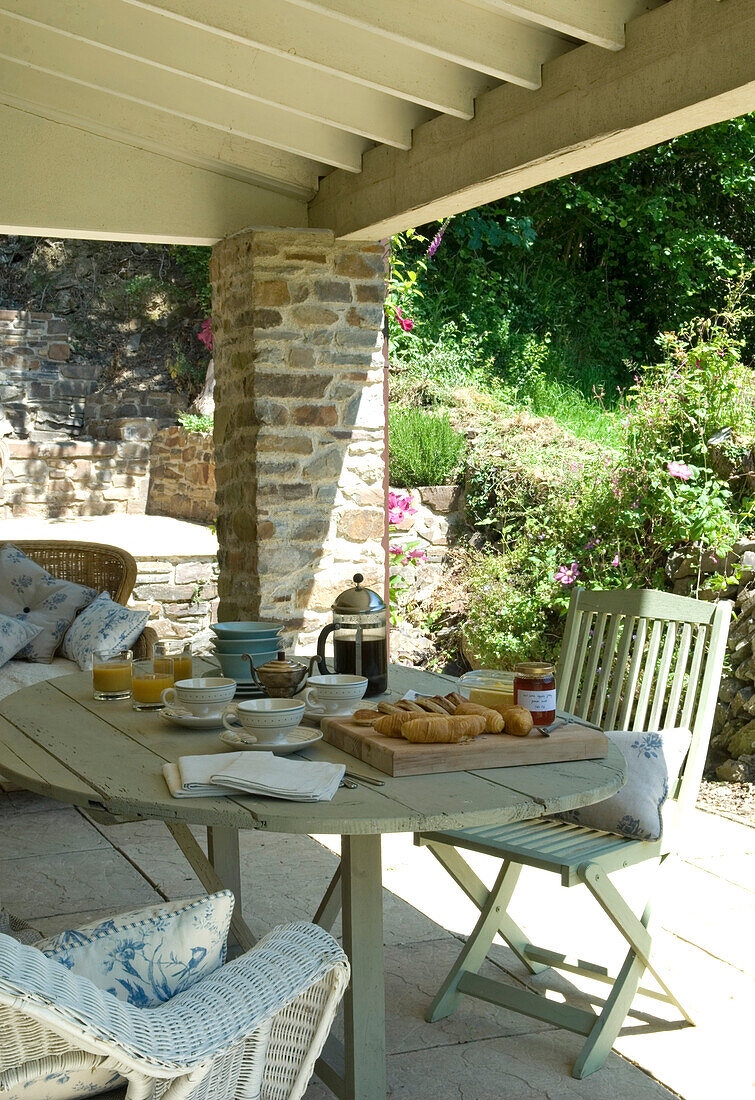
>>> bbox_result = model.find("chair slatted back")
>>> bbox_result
[557,588,732,821]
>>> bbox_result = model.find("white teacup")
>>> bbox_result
[162,677,236,717]
[222,697,305,743]
[304,674,368,714]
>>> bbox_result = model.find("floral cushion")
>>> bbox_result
[556,727,692,841]
[36,890,234,1007]
[60,591,149,671]
[0,545,97,663]
[0,612,42,670]
[2,1066,124,1100]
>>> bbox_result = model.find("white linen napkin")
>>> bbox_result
[163,751,345,802]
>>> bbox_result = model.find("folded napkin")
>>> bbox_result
[163,751,345,802]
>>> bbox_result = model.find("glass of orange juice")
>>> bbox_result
[92,650,133,701]
[132,658,174,710]
[154,640,193,684]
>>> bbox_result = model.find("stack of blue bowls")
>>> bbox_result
[210,622,284,682]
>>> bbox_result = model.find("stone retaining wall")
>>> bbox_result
[390,484,464,602]
[0,439,150,519]
[0,310,99,440]
[128,555,218,652]
[668,538,755,763]
[147,425,215,524]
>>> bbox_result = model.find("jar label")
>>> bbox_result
[516,687,557,712]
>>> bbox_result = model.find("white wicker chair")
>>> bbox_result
[0,921,349,1100]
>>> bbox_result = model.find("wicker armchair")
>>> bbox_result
[0,921,349,1100]
[7,540,156,658]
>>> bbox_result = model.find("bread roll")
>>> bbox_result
[400,714,485,743]
[454,700,505,733]
[497,705,534,737]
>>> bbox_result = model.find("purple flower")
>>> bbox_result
[406,547,427,561]
[554,562,580,586]
[427,217,452,260]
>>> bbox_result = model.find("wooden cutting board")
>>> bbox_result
[320,716,609,776]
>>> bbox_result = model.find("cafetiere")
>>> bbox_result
[315,574,388,695]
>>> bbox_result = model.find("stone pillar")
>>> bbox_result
[210,228,386,648]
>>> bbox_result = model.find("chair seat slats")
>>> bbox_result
[427,819,644,868]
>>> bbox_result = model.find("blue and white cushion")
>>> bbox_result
[556,726,692,841]
[0,545,97,663]
[61,591,149,671]
[36,891,234,1007]
[1,1066,124,1100]
[0,612,42,669]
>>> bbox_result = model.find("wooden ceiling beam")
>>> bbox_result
[0,102,307,244]
[0,65,323,198]
[470,0,662,50]
[119,0,494,119]
[286,0,570,87]
[309,0,755,239]
[0,0,421,148]
[0,14,369,171]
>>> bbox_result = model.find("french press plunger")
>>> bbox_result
[315,574,388,695]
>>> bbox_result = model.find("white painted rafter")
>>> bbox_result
[286,0,570,86]
[117,0,494,119]
[0,65,323,198]
[0,0,422,148]
[0,13,369,171]
[469,0,662,51]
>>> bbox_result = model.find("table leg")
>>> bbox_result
[165,823,255,951]
[342,833,387,1100]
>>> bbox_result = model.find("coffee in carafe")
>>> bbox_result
[315,575,388,696]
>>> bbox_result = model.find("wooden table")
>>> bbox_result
[0,663,625,1100]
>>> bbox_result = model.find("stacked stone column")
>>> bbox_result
[210,228,386,648]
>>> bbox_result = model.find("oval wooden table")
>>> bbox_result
[0,663,625,1100]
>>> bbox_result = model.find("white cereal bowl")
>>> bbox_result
[222,697,305,742]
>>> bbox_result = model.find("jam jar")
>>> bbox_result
[513,662,556,725]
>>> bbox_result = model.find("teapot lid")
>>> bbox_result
[332,574,386,614]
[256,651,308,674]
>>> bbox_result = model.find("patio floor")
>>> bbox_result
[2,788,752,1099]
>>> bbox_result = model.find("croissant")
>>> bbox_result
[454,700,505,733]
[400,714,485,743]
[373,712,412,738]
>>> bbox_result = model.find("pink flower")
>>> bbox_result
[198,317,213,350]
[388,544,405,559]
[611,553,620,567]
[394,307,414,332]
[406,547,427,561]
[554,562,580,586]
[667,460,692,481]
[388,490,416,524]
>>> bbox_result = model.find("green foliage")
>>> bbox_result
[459,307,754,669]
[169,246,212,314]
[178,412,214,434]
[389,114,755,403]
[167,344,206,395]
[388,407,466,487]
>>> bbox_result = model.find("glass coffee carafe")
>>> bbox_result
[315,574,388,695]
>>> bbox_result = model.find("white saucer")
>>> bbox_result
[302,703,360,723]
[219,727,323,754]
[160,709,225,730]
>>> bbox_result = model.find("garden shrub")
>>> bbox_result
[178,412,213,434]
[457,300,755,669]
[388,407,466,487]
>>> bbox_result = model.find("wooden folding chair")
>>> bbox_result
[416,588,732,1078]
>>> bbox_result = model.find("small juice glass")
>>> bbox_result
[132,658,174,710]
[154,640,193,684]
[92,649,133,701]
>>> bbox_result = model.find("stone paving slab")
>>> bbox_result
[2,791,752,1098]
[0,514,217,557]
